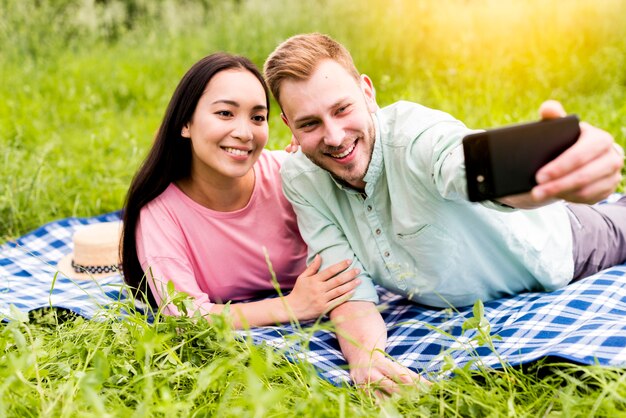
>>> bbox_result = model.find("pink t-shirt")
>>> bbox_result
[136,150,307,315]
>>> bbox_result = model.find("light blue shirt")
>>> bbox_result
[281,101,573,308]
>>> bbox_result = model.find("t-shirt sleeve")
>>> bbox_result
[136,204,215,317]
[268,149,289,164]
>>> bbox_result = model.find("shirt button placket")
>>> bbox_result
[364,198,403,289]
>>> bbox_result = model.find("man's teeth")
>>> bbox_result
[224,147,249,156]
[331,143,355,158]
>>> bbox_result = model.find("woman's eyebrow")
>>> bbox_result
[212,99,267,111]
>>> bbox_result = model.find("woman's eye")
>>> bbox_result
[252,115,267,122]
[216,110,233,117]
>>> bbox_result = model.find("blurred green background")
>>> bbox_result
[1,0,625,240]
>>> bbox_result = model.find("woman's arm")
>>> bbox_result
[145,253,360,328]
[210,255,360,328]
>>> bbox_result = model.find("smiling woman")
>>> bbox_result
[177,69,269,211]
[121,53,361,328]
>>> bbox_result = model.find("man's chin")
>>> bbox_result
[304,155,364,188]
[329,167,365,190]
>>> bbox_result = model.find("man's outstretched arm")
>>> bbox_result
[329,300,427,395]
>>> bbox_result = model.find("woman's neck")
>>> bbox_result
[176,169,256,212]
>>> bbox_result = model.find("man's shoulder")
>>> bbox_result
[280,150,327,182]
[379,101,460,129]
[376,101,468,153]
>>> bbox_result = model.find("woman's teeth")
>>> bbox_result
[223,147,249,156]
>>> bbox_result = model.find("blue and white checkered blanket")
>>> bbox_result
[2,213,626,384]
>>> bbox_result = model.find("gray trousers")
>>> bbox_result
[568,196,626,281]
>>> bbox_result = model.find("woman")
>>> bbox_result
[121,53,360,327]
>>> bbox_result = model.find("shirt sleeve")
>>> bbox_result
[136,205,215,317]
[281,170,380,304]
[409,121,516,212]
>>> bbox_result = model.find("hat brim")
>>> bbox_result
[56,252,122,280]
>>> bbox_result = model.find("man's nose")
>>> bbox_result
[322,122,344,147]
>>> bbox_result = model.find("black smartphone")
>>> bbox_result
[463,115,580,202]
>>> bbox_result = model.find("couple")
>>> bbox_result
[121,33,626,391]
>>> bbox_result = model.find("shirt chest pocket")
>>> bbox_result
[394,224,458,276]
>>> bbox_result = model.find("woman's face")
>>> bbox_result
[182,69,269,183]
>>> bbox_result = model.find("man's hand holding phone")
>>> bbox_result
[463,100,623,209]
[530,100,623,205]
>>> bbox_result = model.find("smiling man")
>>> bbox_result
[263,33,626,392]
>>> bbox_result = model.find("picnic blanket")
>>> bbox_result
[2,211,626,384]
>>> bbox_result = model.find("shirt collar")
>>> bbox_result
[362,112,384,196]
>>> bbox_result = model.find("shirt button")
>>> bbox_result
[375,228,381,235]
[384,251,390,257]
[367,205,373,212]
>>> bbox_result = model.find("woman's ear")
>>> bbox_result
[181,123,191,138]
[360,74,379,113]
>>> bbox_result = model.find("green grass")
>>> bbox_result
[2,0,626,415]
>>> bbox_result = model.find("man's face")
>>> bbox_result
[279,59,378,190]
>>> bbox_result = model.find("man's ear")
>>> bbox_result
[360,74,379,113]
[280,112,290,127]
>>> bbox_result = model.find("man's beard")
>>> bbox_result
[305,123,376,191]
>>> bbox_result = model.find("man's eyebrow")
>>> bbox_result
[293,98,349,125]
[212,99,267,111]
[294,114,318,125]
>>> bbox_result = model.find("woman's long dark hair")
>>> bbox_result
[121,53,270,306]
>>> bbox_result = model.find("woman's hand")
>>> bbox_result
[285,135,299,153]
[286,255,361,321]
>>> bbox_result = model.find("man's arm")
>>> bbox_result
[281,159,426,391]
[330,301,425,394]
[280,159,379,303]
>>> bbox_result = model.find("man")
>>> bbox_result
[263,33,626,392]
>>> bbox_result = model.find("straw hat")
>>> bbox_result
[57,221,123,280]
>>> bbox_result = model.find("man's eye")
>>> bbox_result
[300,121,317,129]
[337,105,349,114]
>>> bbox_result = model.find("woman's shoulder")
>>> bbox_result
[140,183,186,220]
[258,149,288,167]
[255,149,290,179]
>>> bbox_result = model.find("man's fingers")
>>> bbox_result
[536,122,614,184]
[373,377,398,397]
[535,152,621,198]
[384,362,424,386]
[538,171,621,204]
[533,135,623,203]
[539,100,567,120]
